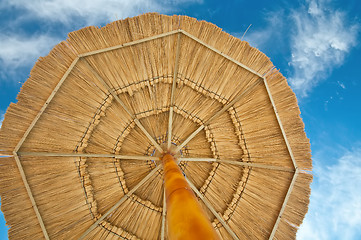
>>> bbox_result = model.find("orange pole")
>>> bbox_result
[162,153,220,240]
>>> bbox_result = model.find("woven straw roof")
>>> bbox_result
[0,13,312,240]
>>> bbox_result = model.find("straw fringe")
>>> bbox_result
[227,169,294,239]
[273,172,312,239]
[265,70,312,170]
[233,83,294,168]
[0,157,45,239]
[178,15,273,76]
[0,13,311,239]
[0,41,77,155]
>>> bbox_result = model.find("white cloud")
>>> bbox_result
[297,146,361,240]
[289,0,359,96]
[0,34,59,78]
[0,112,4,128]
[0,0,201,80]
[1,0,201,26]
[243,11,285,50]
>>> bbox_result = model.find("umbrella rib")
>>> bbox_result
[175,79,262,152]
[8,27,301,240]
[170,33,300,239]
[179,158,294,173]
[2,17,308,240]
[9,57,79,240]
[167,32,182,150]
[134,119,163,153]
[160,189,167,240]
[82,58,163,153]
[204,78,262,126]
[13,57,79,153]
[263,77,298,169]
[185,177,240,240]
[78,164,162,240]
[175,31,300,237]
[268,169,299,239]
[175,125,205,152]
[79,29,180,58]
[12,29,180,152]
[167,106,174,150]
[261,76,300,238]
[180,30,263,78]
[17,151,159,160]
[13,152,50,240]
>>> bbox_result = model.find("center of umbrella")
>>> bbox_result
[162,153,221,239]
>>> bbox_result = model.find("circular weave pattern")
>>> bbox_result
[77,82,249,238]
[0,13,312,240]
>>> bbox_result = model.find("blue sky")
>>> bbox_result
[0,0,361,239]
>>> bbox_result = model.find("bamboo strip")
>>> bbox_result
[78,164,162,240]
[175,125,205,152]
[175,78,262,153]
[277,172,312,233]
[263,77,298,169]
[268,170,299,239]
[264,70,311,170]
[81,58,134,117]
[12,153,50,240]
[17,152,158,160]
[0,13,312,239]
[134,119,163,153]
[167,106,174,150]
[18,156,94,239]
[79,29,180,57]
[179,158,294,172]
[225,169,293,239]
[167,32,182,150]
[170,33,182,107]
[205,78,262,125]
[185,177,239,240]
[13,57,79,153]
[82,58,163,153]
[180,30,263,78]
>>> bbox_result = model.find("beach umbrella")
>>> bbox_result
[0,13,312,239]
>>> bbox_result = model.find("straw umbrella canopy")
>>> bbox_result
[0,13,312,240]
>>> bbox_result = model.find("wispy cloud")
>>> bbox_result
[289,0,359,96]
[297,146,361,239]
[243,10,286,51]
[0,0,201,81]
[241,0,359,97]
[0,112,4,128]
[1,0,200,26]
[0,34,59,79]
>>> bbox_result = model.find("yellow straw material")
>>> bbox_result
[0,13,311,239]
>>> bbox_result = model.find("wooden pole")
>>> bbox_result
[162,153,220,240]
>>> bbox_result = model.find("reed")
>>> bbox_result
[0,13,311,239]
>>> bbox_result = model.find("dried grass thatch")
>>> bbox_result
[0,13,312,240]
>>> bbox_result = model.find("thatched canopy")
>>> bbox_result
[0,13,312,239]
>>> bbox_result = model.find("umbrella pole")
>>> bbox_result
[162,153,220,240]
